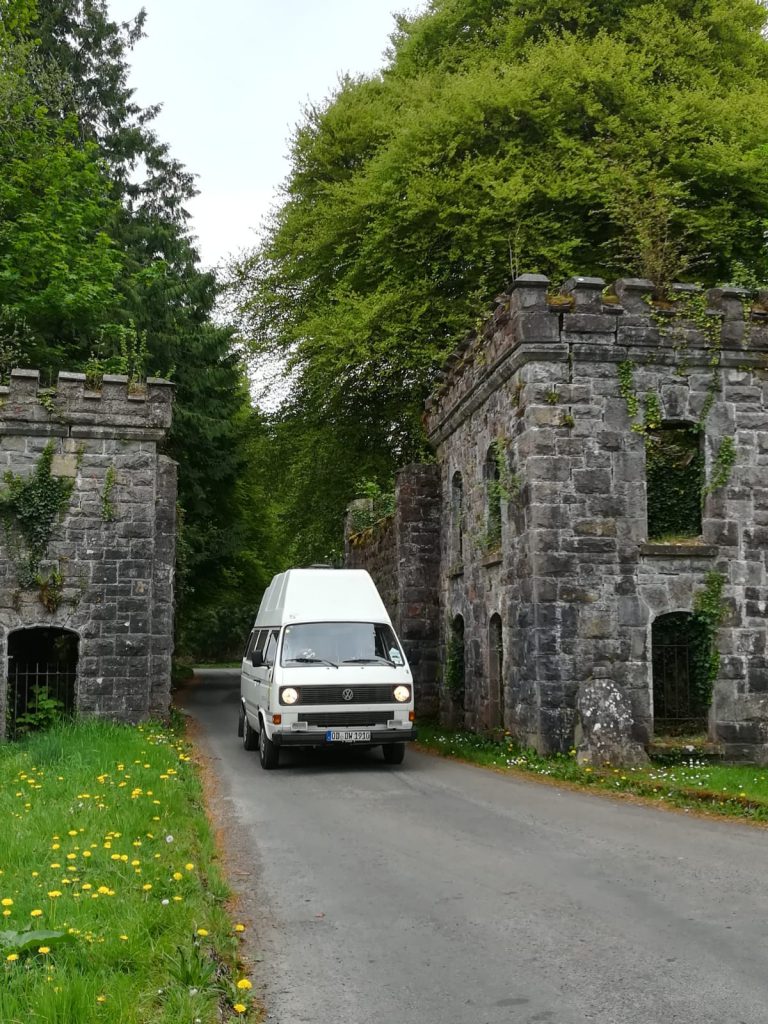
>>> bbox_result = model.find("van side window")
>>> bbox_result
[243,630,255,660]
[248,629,265,658]
[263,630,279,666]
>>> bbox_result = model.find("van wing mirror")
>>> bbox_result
[251,651,264,668]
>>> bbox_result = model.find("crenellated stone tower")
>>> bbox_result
[0,369,177,736]
[348,274,768,763]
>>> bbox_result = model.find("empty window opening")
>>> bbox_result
[488,613,504,729]
[446,614,465,708]
[485,447,502,550]
[7,628,78,739]
[451,471,464,563]
[652,612,712,737]
[646,425,703,541]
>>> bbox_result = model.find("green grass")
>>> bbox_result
[416,723,768,822]
[0,719,259,1023]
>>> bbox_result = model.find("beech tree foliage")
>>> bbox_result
[233,0,768,560]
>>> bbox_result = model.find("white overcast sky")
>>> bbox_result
[107,0,425,271]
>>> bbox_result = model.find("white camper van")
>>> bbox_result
[239,568,416,769]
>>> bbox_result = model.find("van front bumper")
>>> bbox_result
[271,729,417,748]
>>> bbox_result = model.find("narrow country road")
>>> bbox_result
[184,669,768,1024]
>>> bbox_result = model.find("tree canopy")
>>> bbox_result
[233,0,768,560]
[1,0,285,657]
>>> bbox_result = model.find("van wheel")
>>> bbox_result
[237,705,244,738]
[242,712,259,751]
[259,727,280,770]
[382,743,405,765]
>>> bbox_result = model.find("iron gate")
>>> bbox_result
[652,641,706,734]
[7,661,76,739]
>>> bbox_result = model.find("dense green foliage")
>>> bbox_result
[1,1,285,655]
[645,428,704,540]
[233,0,768,559]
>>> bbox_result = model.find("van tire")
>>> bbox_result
[259,726,280,770]
[242,712,259,751]
[382,743,405,765]
[237,704,244,738]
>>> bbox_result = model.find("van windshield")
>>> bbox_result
[281,622,404,668]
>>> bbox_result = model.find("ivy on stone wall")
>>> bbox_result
[444,617,465,707]
[645,428,704,540]
[0,442,74,587]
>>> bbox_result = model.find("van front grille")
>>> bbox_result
[295,685,401,705]
[298,711,393,728]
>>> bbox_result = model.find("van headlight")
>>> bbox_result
[281,687,299,705]
[393,685,411,703]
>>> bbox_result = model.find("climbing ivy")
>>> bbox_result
[702,436,737,501]
[692,570,728,695]
[645,429,704,540]
[0,443,75,588]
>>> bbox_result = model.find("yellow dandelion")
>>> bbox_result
[38,946,50,954]
[142,884,152,891]
[172,872,183,881]
[185,863,194,871]
[196,928,208,937]
[30,909,43,917]
[119,934,128,941]
[234,923,245,932]
[6,953,19,962]
[1,899,12,907]
[236,978,252,990]
[96,995,107,1003]
[233,1005,247,1014]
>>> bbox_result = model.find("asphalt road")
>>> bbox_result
[184,669,768,1024]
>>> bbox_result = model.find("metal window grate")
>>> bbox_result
[652,642,705,733]
[7,661,76,739]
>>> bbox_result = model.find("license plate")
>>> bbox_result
[325,729,371,743]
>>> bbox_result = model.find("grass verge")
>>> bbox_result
[1,718,259,1023]
[416,722,768,824]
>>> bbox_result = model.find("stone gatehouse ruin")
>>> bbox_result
[0,369,176,738]
[346,275,768,764]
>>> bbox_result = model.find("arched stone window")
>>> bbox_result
[645,424,703,540]
[488,613,503,729]
[485,446,502,550]
[652,612,712,736]
[445,614,465,708]
[7,627,78,739]
[451,471,464,564]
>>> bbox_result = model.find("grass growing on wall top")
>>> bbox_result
[0,719,259,1022]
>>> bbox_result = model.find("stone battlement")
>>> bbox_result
[0,369,174,439]
[425,275,768,442]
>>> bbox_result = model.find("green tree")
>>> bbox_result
[233,0,768,558]
[3,1,286,654]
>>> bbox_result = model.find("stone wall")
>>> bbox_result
[0,369,177,735]
[424,275,768,762]
[345,464,441,715]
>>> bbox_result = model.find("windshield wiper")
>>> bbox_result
[341,656,395,666]
[286,656,338,668]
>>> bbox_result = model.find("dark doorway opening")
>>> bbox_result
[488,613,503,730]
[652,612,711,736]
[7,628,78,738]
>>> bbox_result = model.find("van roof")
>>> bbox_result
[253,569,392,627]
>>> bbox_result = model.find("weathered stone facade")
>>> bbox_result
[0,369,176,735]
[348,274,768,763]
[346,465,441,716]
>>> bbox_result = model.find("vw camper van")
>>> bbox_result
[239,568,416,769]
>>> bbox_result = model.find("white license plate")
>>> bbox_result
[325,729,372,743]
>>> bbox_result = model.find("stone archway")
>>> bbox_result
[7,627,78,738]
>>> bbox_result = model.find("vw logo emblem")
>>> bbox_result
[342,688,354,702]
